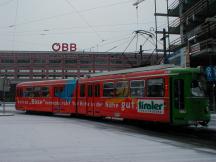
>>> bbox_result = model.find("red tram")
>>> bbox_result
[16,65,210,126]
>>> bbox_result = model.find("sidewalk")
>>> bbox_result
[211,113,216,121]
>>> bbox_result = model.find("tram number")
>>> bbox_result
[52,43,77,52]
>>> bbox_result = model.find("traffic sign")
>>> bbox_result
[205,66,216,81]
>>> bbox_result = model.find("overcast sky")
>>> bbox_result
[0,0,169,53]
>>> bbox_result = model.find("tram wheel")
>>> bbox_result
[199,121,209,126]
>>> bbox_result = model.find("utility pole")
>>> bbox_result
[160,28,168,64]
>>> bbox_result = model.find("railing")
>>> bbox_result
[181,0,207,23]
[190,38,216,55]
[168,0,180,10]
[169,17,180,28]
[169,34,188,51]
[196,21,216,38]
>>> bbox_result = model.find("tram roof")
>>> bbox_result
[87,64,181,77]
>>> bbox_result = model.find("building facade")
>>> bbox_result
[167,0,216,67]
[0,50,161,101]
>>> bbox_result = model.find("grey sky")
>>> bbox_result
[0,0,168,52]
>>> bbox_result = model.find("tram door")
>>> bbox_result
[86,84,94,116]
[171,77,185,123]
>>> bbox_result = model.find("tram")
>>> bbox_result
[15,65,210,126]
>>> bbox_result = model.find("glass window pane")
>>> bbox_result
[147,78,164,97]
[130,80,145,97]
[116,81,129,97]
[88,85,93,97]
[103,82,114,97]
[80,84,85,97]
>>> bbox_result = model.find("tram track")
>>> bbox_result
[14,109,216,150]
[90,118,216,150]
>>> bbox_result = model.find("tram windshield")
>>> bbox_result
[191,80,206,97]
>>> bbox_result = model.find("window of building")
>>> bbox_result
[18,75,30,79]
[130,80,145,97]
[65,60,77,64]
[33,70,42,72]
[33,59,45,64]
[19,70,30,72]
[80,60,90,64]
[95,60,107,64]
[17,59,30,63]
[65,70,77,73]
[49,60,61,64]
[147,78,164,97]
[80,84,85,97]
[115,81,129,97]
[1,59,14,63]
[7,69,15,72]
[103,82,114,97]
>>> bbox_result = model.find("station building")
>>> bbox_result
[0,50,161,101]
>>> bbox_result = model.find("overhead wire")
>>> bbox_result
[105,38,132,52]
[0,0,14,7]
[0,0,133,29]
[65,0,104,41]
[83,34,131,52]
[11,0,19,51]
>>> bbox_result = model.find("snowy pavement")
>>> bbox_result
[0,103,216,162]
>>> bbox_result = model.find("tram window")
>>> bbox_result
[54,87,64,97]
[147,78,164,97]
[41,87,49,97]
[33,87,41,97]
[23,87,33,97]
[80,84,85,97]
[88,85,93,97]
[130,80,145,97]
[95,84,100,97]
[115,81,129,97]
[191,80,205,97]
[103,82,114,97]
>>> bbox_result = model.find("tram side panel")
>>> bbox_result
[16,86,53,112]
[52,80,77,114]
[16,80,77,114]
[169,71,210,125]
[81,74,170,123]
